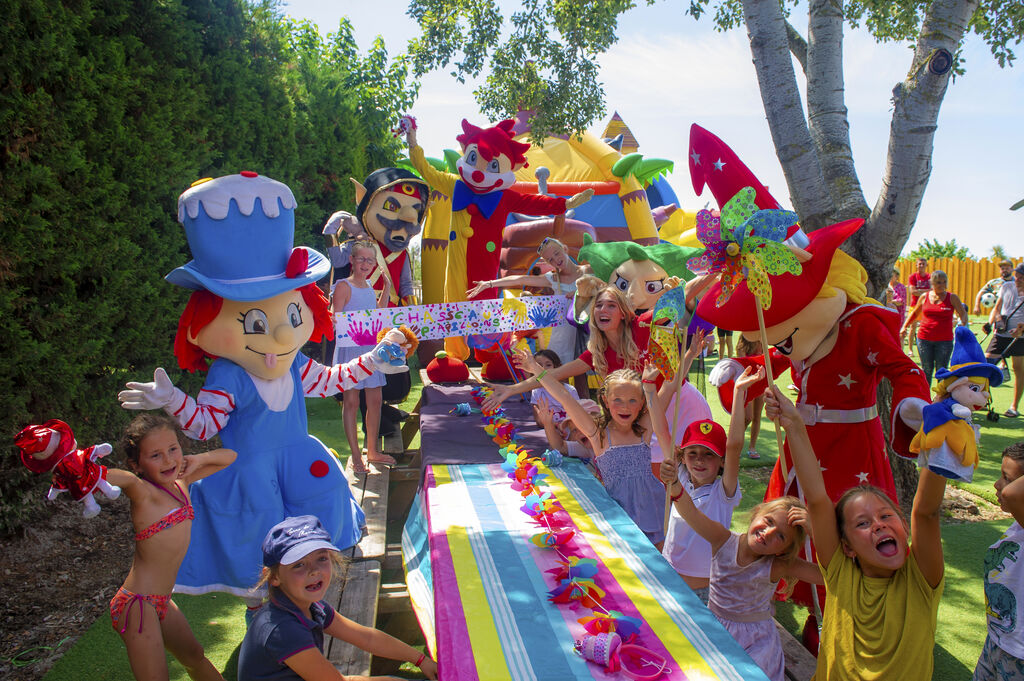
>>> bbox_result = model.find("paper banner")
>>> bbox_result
[335,295,569,347]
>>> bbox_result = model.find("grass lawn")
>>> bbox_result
[45,336,1024,680]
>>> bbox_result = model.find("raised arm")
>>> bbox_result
[482,357,589,411]
[764,385,840,568]
[516,349,601,451]
[723,366,764,497]
[178,448,237,485]
[467,274,552,299]
[911,468,947,589]
[643,362,672,450]
[533,395,568,455]
[950,293,969,325]
[665,465,731,554]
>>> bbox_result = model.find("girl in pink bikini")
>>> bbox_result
[106,412,236,680]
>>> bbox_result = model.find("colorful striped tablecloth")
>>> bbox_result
[403,459,769,680]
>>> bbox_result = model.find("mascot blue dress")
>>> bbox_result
[119,172,406,596]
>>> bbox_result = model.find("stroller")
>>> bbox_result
[980,321,1023,423]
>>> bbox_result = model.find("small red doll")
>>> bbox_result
[15,419,121,517]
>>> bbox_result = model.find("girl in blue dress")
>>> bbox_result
[516,348,671,546]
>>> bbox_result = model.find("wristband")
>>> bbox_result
[641,379,657,384]
[415,652,425,667]
[536,369,548,381]
[670,486,684,503]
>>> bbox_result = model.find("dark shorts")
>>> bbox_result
[716,328,733,338]
[987,334,1024,358]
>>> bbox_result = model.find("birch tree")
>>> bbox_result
[406,0,1022,295]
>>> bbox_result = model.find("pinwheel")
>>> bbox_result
[521,491,558,518]
[686,187,804,309]
[578,610,643,641]
[530,528,576,548]
[647,287,687,382]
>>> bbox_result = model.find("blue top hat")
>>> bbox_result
[934,325,1003,387]
[167,172,329,302]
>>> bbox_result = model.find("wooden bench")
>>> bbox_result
[778,620,817,681]
[322,458,391,674]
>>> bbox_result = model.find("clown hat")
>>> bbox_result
[935,326,1003,387]
[697,218,863,331]
[425,351,469,383]
[167,172,329,302]
[689,124,781,212]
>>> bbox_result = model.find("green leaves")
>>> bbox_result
[906,238,974,260]
[611,153,675,186]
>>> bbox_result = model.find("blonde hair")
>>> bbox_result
[748,496,808,597]
[587,285,639,377]
[252,552,347,596]
[596,369,647,441]
[348,235,379,261]
[815,249,871,304]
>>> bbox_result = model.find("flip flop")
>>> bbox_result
[1006,409,1020,418]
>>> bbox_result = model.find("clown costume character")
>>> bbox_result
[119,172,408,597]
[406,118,593,359]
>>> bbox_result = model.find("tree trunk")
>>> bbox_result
[878,378,919,515]
[805,0,869,222]
[853,0,978,295]
[741,0,833,231]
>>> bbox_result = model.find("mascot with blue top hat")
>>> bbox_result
[911,325,1003,482]
[118,171,409,599]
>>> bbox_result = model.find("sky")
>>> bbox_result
[283,0,1024,258]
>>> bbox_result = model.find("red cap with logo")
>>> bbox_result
[679,419,727,458]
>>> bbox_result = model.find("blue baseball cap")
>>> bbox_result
[262,516,340,567]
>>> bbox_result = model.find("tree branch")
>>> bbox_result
[741,0,832,231]
[786,20,807,73]
[860,0,978,296]
[806,0,868,224]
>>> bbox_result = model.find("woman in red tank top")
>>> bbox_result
[900,269,968,384]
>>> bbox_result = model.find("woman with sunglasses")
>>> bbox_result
[467,237,589,368]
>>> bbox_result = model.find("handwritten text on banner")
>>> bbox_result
[334,295,570,347]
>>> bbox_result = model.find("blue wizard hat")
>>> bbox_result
[934,325,1003,387]
[166,172,329,302]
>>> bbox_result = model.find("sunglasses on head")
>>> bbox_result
[537,237,561,254]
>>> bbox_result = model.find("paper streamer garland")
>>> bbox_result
[468,386,668,678]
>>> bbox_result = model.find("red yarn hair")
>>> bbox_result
[455,118,531,167]
[173,284,333,373]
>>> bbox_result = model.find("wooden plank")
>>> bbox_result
[777,620,816,681]
[377,580,411,614]
[326,560,382,676]
[345,457,390,563]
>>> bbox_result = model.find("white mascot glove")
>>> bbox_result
[362,330,410,375]
[89,443,113,460]
[119,367,179,410]
[708,358,743,388]
[897,397,929,432]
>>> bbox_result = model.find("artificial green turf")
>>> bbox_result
[45,343,1024,679]
[45,360,425,681]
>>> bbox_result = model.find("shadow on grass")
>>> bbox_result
[44,594,246,681]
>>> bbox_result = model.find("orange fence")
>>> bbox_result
[896,257,1021,311]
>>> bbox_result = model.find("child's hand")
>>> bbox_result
[659,459,680,485]
[178,454,201,480]
[764,385,804,430]
[641,361,661,385]
[533,396,556,426]
[734,365,765,394]
[419,656,438,680]
[466,280,491,299]
[514,348,543,376]
[788,506,813,540]
[685,328,707,361]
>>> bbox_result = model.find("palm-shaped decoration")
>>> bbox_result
[686,187,804,308]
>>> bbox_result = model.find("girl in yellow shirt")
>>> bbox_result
[765,386,946,681]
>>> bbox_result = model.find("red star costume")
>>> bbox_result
[689,124,932,611]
